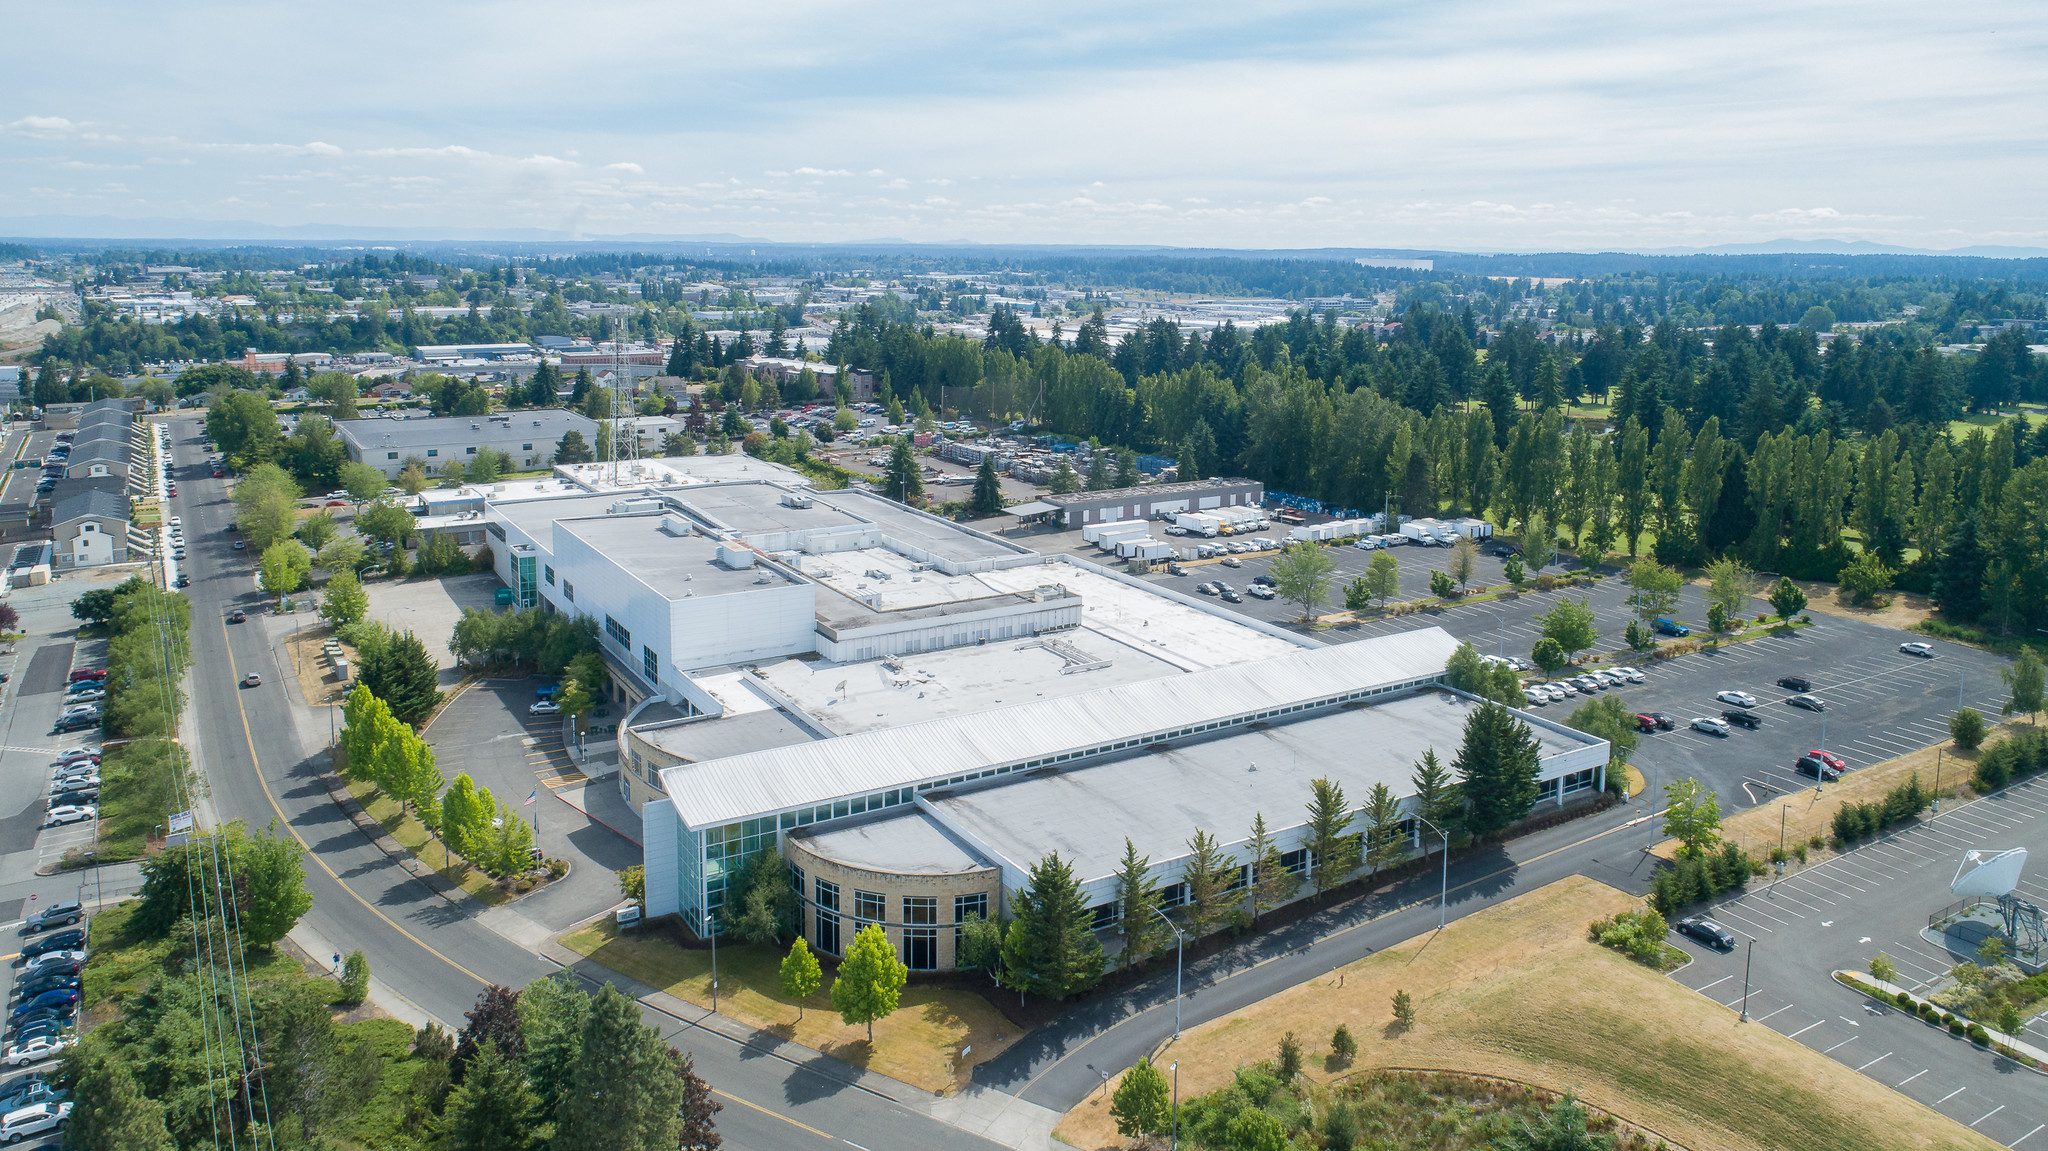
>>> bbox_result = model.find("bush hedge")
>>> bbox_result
[83,579,198,860]
[1650,841,1756,915]
[1829,772,1933,846]
[1973,726,2048,793]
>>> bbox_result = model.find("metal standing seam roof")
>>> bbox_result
[659,626,1464,829]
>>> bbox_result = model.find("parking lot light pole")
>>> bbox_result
[703,909,718,1013]
[1739,939,1754,1021]
[1413,814,1452,930]
[1149,905,1186,1040]
[1488,607,1506,659]
[1170,1060,1180,1151]
[1779,805,1788,857]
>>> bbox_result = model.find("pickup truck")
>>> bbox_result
[1652,618,1690,637]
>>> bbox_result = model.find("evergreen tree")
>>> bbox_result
[1111,838,1163,969]
[63,1047,173,1151]
[1304,777,1360,899]
[1616,417,1651,555]
[1933,514,1987,621]
[444,1040,536,1151]
[1085,451,1112,490]
[1048,457,1081,493]
[1409,749,1461,852]
[554,429,594,464]
[884,441,925,505]
[1245,812,1300,926]
[556,984,686,1151]
[1000,852,1105,1000]
[970,453,1004,518]
[1180,829,1235,940]
[361,628,443,725]
[831,923,907,1041]
[1115,449,1141,488]
[1362,782,1406,878]
[519,975,590,1123]
[1454,701,1543,839]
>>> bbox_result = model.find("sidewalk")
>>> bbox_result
[538,936,1060,1151]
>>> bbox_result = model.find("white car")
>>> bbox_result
[529,700,562,715]
[1523,690,1547,707]
[3,1034,73,1065]
[1691,716,1731,736]
[43,805,95,828]
[21,951,86,973]
[1900,641,1935,658]
[0,1102,70,1140]
[1611,666,1645,684]
[168,516,181,527]
[1246,584,1276,599]
[1715,690,1757,708]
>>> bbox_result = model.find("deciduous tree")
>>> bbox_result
[831,923,908,1041]
[1270,541,1337,621]
[781,936,822,1019]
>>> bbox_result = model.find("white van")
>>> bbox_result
[1,1102,70,1141]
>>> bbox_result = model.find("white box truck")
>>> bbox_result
[1083,520,1134,545]
[1175,512,1222,537]
[1096,524,1152,551]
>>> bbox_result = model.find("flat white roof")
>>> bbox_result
[659,627,1464,829]
[979,562,1302,671]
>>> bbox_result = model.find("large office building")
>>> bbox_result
[335,410,600,479]
[474,455,1610,972]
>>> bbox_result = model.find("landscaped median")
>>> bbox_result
[1834,970,2048,1073]
[559,917,1017,1094]
[1057,876,2005,1151]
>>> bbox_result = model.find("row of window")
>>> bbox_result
[382,443,535,461]
[1537,767,1601,801]
[774,787,915,831]
[806,873,987,969]
[605,615,631,649]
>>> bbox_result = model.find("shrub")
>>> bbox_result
[1950,1018,1966,1035]
[337,949,369,1006]
[1950,707,1988,750]
[1592,908,1671,963]
[1894,991,1914,1009]
[1649,842,1754,915]
[1793,844,1808,864]
[1809,835,1825,850]
[1391,990,1415,1030]
[1967,1023,1990,1045]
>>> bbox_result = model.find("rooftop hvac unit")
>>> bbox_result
[658,515,692,537]
[779,491,814,509]
[715,543,755,569]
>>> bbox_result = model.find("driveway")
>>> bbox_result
[1667,772,2048,1149]
[423,681,640,930]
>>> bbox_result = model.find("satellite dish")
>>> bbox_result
[1951,848,2027,898]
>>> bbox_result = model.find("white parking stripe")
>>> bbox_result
[1753,1003,1795,1023]
[1787,1019,1826,1038]
[2010,1122,2044,1147]
[1935,1086,1968,1104]
[1822,1035,1859,1053]
[1855,1052,1892,1072]
[1971,1105,2005,1128]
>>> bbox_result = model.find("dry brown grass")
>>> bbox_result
[561,919,1018,1094]
[1650,725,2014,863]
[281,621,353,707]
[1793,578,1936,631]
[1055,876,2000,1151]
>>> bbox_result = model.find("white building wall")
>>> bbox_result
[670,586,816,670]
[644,798,682,917]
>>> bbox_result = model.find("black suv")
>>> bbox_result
[1796,755,1841,782]
[1777,675,1811,692]
[1481,541,1522,557]
[1721,709,1763,729]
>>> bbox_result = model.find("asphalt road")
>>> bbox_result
[163,414,1004,1151]
[1667,773,2048,1149]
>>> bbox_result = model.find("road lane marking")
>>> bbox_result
[710,1088,832,1138]
[1854,1051,1891,1072]
[1971,1105,2006,1128]
[1821,1035,1857,1053]
[1936,1086,1968,1105]
[1896,1068,1926,1086]
[1787,1019,1825,1038]
[1752,1003,1794,1023]
[2011,1122,2044,1147]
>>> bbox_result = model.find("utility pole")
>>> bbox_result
[1739,938,1754,1022]
[1413,814,1452,930]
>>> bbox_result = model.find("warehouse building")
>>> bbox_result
[1038,476,1264,527]
[336,410,599,479]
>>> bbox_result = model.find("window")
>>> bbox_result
[522,443,533,451]
[386,451,398,460]
[643,646,659,684]
[1281,848,1309,875]
[606,616,630,649]
[788,862,805,898]
[562,581,574,602]
[544,565,555,586]
[954,893,987,926]
[904,896,936,925]
[427,449,438,457]
[1089,903,1116,931]
[904,928,937,970]
[854,890,886,927]
[814,879,840,955]
[1562,767,1599,795]
[1159,882,1188,910]
[465,446,477,455]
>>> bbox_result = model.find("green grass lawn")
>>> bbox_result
[343,778,510,906]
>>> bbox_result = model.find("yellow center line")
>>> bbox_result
[710,1088,832,1138]
[221,617,491,991]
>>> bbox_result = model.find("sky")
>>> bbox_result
[4,0,2046,251]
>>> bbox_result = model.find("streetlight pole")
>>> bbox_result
[1149,905,1186,1041]
[703,909,718,1014]
[1412,813,1452,930]
[1489,607,1506,659]
[1170,1060,1179,1151]
[1779,805,1788,858]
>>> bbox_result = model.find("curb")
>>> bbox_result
[1833,970,2048,1075]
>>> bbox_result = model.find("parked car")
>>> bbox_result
[62,689,104,704]
[19,930,84,958]
[1220,555,1242,567]
[50,715,99,735]
[25,903,82,936]
[1714,690,1757,708]
[1675,916,1737,950]
[0,1079,62,1114]
[19,953,83,976]
[1720,709,1763,729]
[66,669,106,683]
[1787,694,1827,711]
[1652,618,1690,637]
[1247,584,1276,599]
[1250,575,1276,587]
[1690,716,1731,736]
[1220,589,1243,603]
[1196,583,1218,596]
[1610,666,1645,684]
[1481,541,1521,557]
[1777,675,1812,692]
[1796,755,1842,782]
[42,806,94,828]
[1633,712,1672,732]
[10,976,78,1003]
[529,701,561,715]
[1900,641,1935,658]
[232,540,246,550]
[1806,748,1848,772]
[0,1101,72,1139]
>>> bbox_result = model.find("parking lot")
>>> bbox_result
[1666,772,2048,1148]
[1116,540,2014,819]
[422,682,641,931]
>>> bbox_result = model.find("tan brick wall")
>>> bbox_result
[783,833,999,972]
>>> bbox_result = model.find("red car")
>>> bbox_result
[1635,713,1675,732]
[210,468,224,478]
[325,499,347,507]
[67,669,107,683]
[1806,749,1848,772]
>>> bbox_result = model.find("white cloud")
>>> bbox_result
[605,161,644,173]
